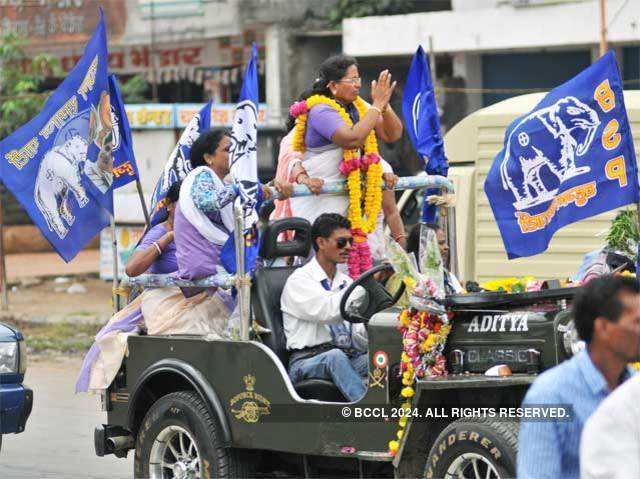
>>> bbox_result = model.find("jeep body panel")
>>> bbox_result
[114,335,398,458]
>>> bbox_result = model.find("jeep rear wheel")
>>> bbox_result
[134,391,250,479]
[423,418,518,479]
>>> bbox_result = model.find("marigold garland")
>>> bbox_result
[290,95,384,278]
[388,298,451,456]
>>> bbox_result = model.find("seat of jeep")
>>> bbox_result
[251,218,347,402]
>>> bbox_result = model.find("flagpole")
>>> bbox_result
[135,178,150,228]
[110,215,120,313]
[233,198,249,341]
[0,190,8,311]
[599,0,608,57]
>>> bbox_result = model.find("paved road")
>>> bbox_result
[0,356,132,479]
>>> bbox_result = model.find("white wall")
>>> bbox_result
[343,0,639,57]
[452,0,498,11]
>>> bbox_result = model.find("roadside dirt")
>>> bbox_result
[0,277,114,355]
[5,277,113,323]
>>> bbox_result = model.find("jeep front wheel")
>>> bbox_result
[423,418,518,479]
[134,391,249,479]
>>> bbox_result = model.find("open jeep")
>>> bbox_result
[94,208,581,479]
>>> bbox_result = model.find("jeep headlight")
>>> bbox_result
[0,341,19,373]
[558,320,585,356]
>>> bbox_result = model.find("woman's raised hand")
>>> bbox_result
[371,70,397,110]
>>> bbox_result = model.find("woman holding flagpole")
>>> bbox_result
[171,129,292,332]
[288,55,404,275]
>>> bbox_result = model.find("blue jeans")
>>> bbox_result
[289,348,368,402]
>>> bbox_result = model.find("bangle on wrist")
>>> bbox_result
[152,242,162,255]
[393,233,407,242]
[381,104,389,114]
[295,171,309,184]
[370,106,383,115]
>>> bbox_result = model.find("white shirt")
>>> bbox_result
[281,257,363,350]
[580,374,640,479]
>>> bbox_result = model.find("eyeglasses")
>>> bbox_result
[337,77,362,85]
[335,237,354,249]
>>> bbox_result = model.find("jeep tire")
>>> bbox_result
[423,418,518,479]
[134,391,250,479]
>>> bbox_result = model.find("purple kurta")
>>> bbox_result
[305,104,343,148]
[173,203,225,281]
[137,223,178,274]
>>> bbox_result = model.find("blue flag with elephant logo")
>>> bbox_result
[108,74,139,190]
[0,11,112,262]
[219,43,262,274]
[402,45,449,224]
[484,52,639,259]
[148,101,212,227]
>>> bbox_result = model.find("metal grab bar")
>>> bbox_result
[122,174,455,341]
[125,272,235,289]
[270,174,453,200]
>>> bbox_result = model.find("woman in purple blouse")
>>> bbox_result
[289,55,406,260]
[76,186,182,393]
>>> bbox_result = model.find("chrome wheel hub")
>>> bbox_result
[445,452,501,479]
[149,425,201,479]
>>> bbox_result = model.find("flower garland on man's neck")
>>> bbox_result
[387,279,452,456]
[290,95,384,278]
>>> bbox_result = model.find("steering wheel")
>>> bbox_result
[340,264,406,324]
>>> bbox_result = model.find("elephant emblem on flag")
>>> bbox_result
[500,96,601,210]
[34,134,90,239]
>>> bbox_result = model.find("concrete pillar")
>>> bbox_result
[453,52,483,114]
[265,24,285,127]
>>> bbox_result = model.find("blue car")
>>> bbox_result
[0,322,32,452]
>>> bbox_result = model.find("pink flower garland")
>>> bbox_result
[348,240,372,278]
[289,100,308,117]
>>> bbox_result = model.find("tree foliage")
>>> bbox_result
[0,33,61,224]
[326,0,412,26]
[119,74,151,103]
[0,33,61,140]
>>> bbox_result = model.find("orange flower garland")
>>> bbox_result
[388,304,451,456]
[290,95,384,278]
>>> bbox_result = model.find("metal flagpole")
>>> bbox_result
[135,178,151,228]
[233,198,249,341]
[599,0,608,57]
[0,189,8,311]
[110,215,120,313]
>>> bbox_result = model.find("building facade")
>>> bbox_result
[344,0,640,129]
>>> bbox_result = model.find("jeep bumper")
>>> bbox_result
[0,384,33,434]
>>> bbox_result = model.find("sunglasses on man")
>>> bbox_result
[335,237,354,249]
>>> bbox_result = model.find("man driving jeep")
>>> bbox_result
[280,213,367,402]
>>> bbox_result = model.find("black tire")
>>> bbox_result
[423,418,519,479]
[134,391,250,479]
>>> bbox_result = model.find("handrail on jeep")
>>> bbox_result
[121,174,454,340]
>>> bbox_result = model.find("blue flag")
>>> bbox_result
[0,12,111,262]
[402,46,449,223]
[108,75,139,189]
[484,52,639,259]
[220,43,261,274]
[148,101,212,226]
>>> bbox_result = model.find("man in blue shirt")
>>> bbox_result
[517,275,640,479]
